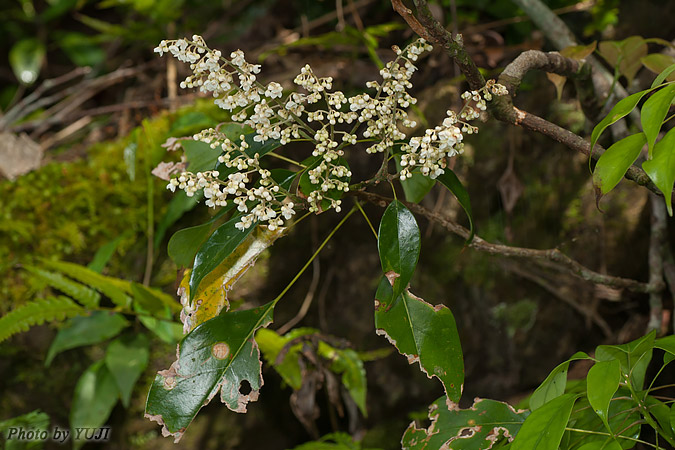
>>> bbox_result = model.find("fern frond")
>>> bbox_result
[24,266,101,308]
[0,296,85,343]
[40,260,132,308]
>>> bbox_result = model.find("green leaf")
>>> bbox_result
[145,302,274,441]
[596,331,655,390]
[24,265,100,308]
[134,301,183,344]
[568,393,641,449]
[436,170,474,243]
[256,327,304,390]
[0,296,85,344]
[402,396,528,450]
[105,334,150,408]
[395,155,435,203]
[511,393,577,450]
[375,279,463,402]
[318,343,368,416]
[655,334,675,363]
[671,404,675,437]
[643,396,674,440]
[590,89,652,155]
[642,56,675,86]
[188,214,256,303]
[641,83,675,158]
[131,281,180,316]
[643,127,675,215]
[592,133,646,196]
[167,203,234,267]
[377,200,420,303]
[9,38,45,85]
[70,360,119,449]
[577,441,622,450]
[587,359,622,431]
[41,260,132,308]
[87,234,126,273]
[529,351,590,411]
[45,311,129,366]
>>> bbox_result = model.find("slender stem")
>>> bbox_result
[267,151,307,168]
[142,125,155,286]
[355,200,378,240]
[271,206,357,306]
[565,428,660,448]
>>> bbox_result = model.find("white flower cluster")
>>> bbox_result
[155,35,507,230]
[399,79,508,179]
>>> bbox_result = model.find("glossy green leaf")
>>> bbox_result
[377,200,420,303]
[24,265,100,308]
[436,170,474,243]
[188,214,256,303]
[70,360,119,449]
[167,204,235,267]
[511,394,577,450]
[402,396,528,450]
[375,279,463,402]
[530,352,590,411]
[41,259,132,308]
[587,359,621,431]
[145,303,274,441]
[9,38,45,85]
[395,155,435,203]
[596,331,655,390]
[643,127,675,215]
[641,83,675,157]
[105,334,149,408]
[593,133,646,195]
[590,89,652,155]
[45,311,129,366]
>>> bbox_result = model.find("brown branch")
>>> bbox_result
[350,190,657,294]
[491,51,660,195]
[390,0,485,89]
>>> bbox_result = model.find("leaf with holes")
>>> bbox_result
[377,200,420,303]
[593,132,646,197]
[402,396,528,450]
[145,302,274,442]
[511,393,577,450]
[643,127,675,215]
[641,83,675,157]
[375,278,463,402]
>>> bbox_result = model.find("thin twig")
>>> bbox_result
[351,190,657,294]
[647,194,667,333]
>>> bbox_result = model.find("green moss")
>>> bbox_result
[0,98,229,312]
